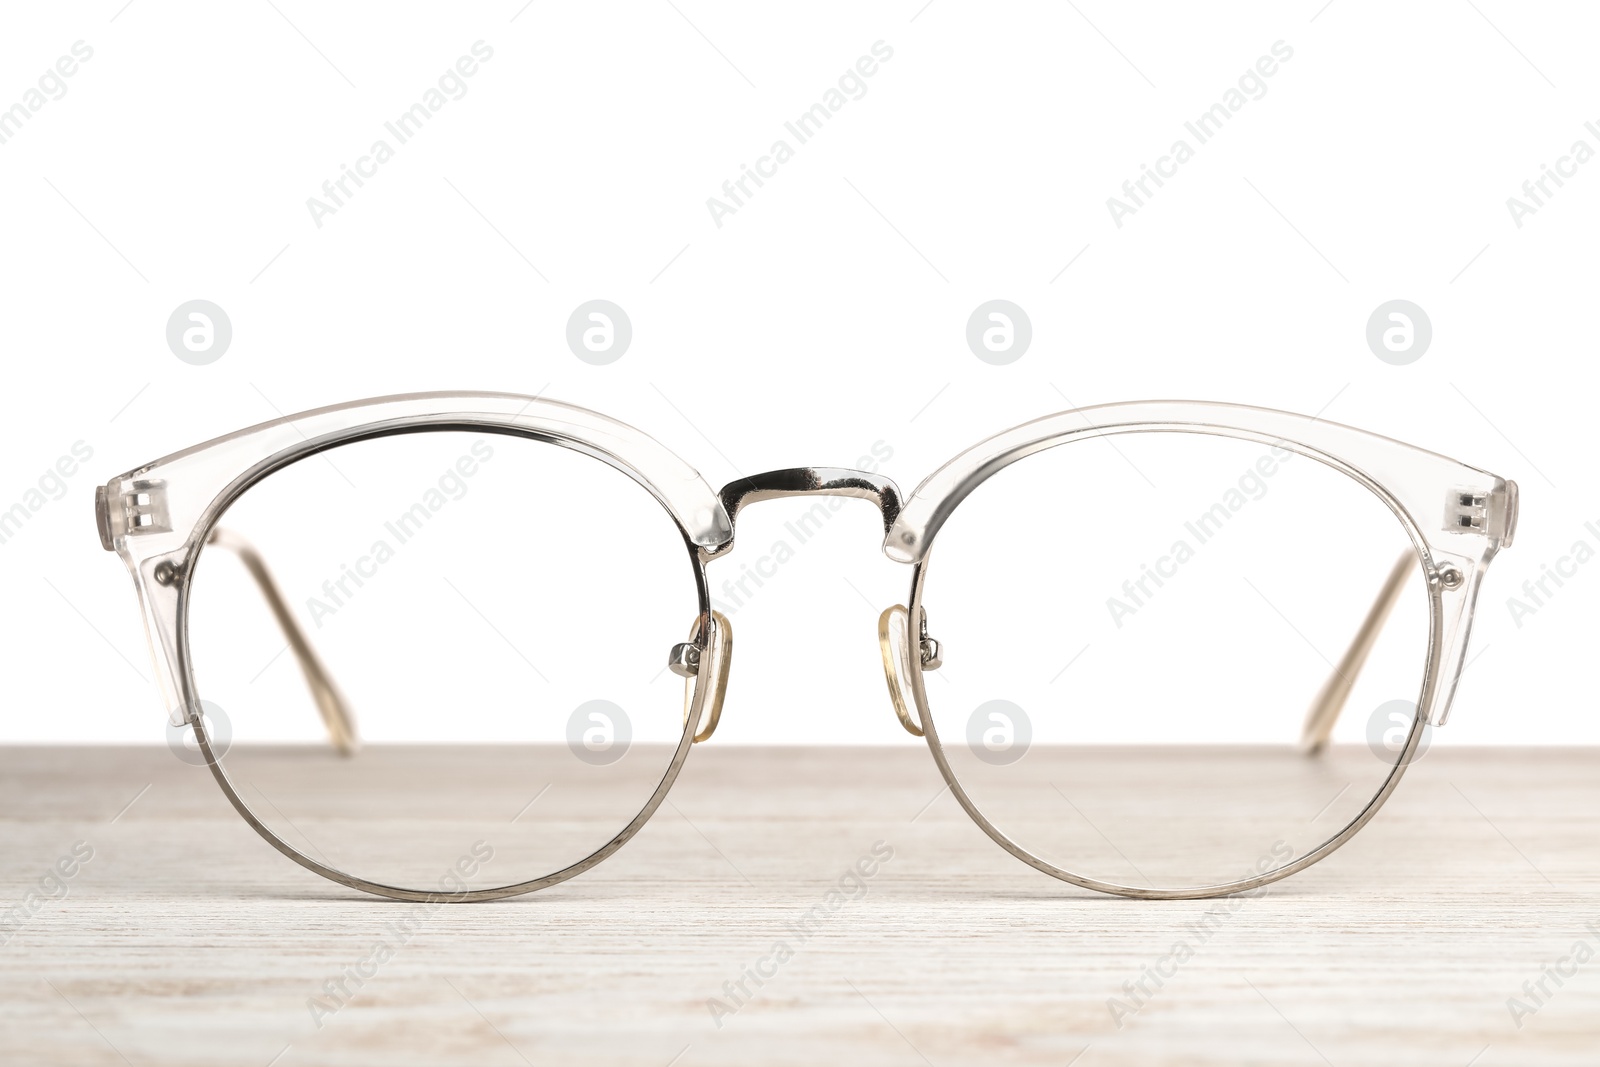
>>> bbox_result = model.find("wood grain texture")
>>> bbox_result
[0,744,1596,1066]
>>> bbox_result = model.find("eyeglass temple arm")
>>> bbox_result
[206,528,360,756]
[1300,550,1416,755]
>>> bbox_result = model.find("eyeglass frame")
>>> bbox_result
[95,391,1517,902]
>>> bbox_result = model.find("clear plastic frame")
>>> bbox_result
[97,392,1517,902]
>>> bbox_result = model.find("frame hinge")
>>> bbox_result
[121,480,172,537]
[1445,482,1517,547]
[93,486,115,551]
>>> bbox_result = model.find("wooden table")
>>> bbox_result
[1,745,1595,1066]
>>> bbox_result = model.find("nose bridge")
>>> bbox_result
[716,467,903,551]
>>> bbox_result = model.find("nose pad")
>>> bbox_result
[673,610,732,743]
[877,605,925,737]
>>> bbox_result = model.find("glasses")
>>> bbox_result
[96,393,1516,902]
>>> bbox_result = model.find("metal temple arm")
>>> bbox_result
[1299,550,1416,755]
[206,528,360,756]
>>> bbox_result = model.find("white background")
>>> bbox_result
[1,0,1594,744]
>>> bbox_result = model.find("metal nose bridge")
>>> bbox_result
[716,467,903,551]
